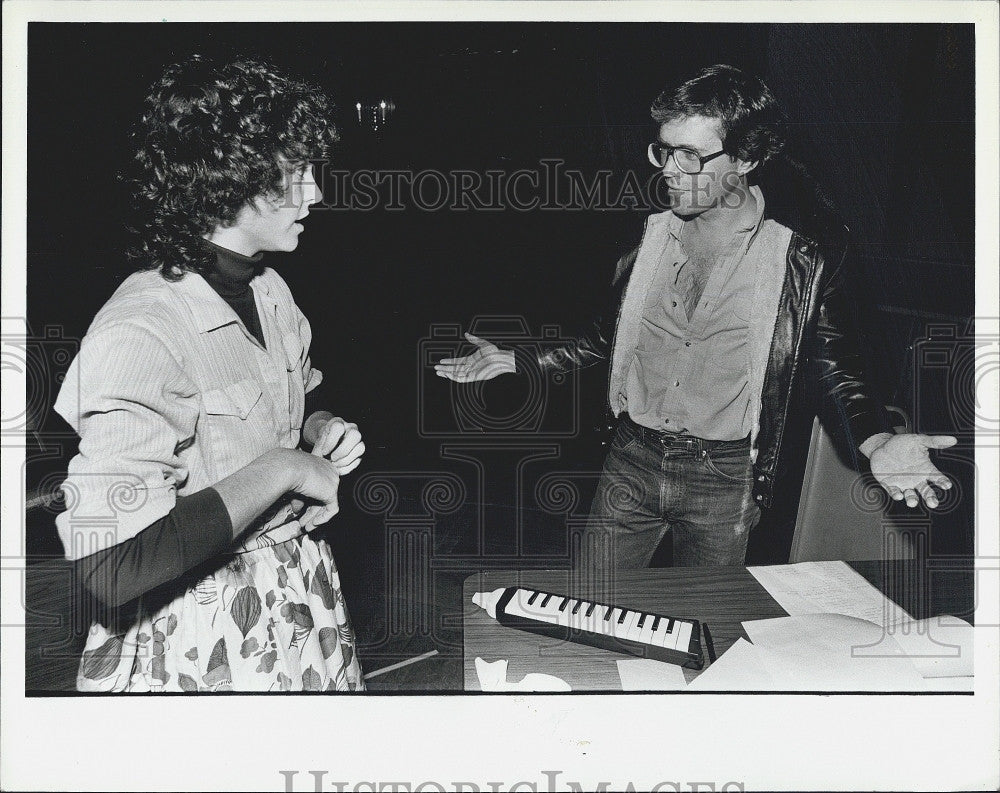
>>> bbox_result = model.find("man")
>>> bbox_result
[436,64,955,568]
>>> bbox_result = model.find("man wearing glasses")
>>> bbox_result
[436,64,955,569]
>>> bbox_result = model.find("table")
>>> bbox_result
[462,560,974,691]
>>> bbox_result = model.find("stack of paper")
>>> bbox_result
[688,562,974,692]
[689,612,973,691]
[747,560,910,623]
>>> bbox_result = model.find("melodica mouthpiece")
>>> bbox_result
[471,588,507,619]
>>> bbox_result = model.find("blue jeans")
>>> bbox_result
[577,416,761,570]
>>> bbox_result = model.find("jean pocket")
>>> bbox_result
[610,422,641,454]
[702,448,752,482]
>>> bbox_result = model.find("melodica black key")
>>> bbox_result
[472,586,704,670]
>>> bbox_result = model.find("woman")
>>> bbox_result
[54,55,365,691]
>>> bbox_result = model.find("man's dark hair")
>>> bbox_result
[650,64,785,167]
[124,55,338,279]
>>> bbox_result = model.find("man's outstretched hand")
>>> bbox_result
[434,332,516,383]
[868,433,958,509]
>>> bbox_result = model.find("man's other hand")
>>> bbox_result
[868,433,958,509]
[434,332,517,383]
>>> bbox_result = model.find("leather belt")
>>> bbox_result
[621,414,750,454]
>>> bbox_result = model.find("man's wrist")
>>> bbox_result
[859,431,895,459]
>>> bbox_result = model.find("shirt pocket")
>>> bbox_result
[706,296,753,373]
[201,378,266,475]
[203,378,264,419]
[729,294,754,323]
[709,292,753,325]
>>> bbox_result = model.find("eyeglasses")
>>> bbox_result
[647,142,728,174]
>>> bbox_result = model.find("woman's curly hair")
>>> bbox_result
[124,55,338,279]
[650,64,786,169]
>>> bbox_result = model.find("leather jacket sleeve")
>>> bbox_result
[808,238,893,466]
[534,244,640,374]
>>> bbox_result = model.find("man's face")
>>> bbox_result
[232,162,322,254]
[656,114,754,219]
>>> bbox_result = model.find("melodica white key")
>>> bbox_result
[472,587,704,669]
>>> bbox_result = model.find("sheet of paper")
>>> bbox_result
[876,614,974,678]
[747,560,912,623]
[616,659,688,691]
[743,612,975,678]
[473,657,572,692]
[686,638,776,691]
[742,613,928,690]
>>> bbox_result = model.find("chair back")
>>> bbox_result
[790,407,915,562]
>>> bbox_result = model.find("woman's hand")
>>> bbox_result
[310,415,366,475]
[214,446,342,536]
[283,448,343,530]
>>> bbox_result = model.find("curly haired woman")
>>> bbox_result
[53,55,366,692]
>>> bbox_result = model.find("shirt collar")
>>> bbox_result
[742,184,767,250]
[168,265,278,334]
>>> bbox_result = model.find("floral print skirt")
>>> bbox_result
[76,533,365,692]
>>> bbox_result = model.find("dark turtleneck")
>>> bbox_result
[200,239,328,413]
[203,239,266,348]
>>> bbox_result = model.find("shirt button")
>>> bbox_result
[758,475,765,482]
[671,301,677,307]
[674,381,680,387]
[664,419,670,423]
[799,244,809,253]
[685,341,691,347]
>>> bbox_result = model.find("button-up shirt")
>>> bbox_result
[623,186,770,440]
[54,266,322,559]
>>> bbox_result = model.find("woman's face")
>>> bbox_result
[230,162,323,255]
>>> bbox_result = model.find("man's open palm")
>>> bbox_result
[869,433,957,509]
[434,332,516,383]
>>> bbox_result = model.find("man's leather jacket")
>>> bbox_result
[535,172,892,509]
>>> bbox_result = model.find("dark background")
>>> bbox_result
[22,23,976,683]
